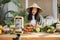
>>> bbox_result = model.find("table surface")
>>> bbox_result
[21,32,60,38]
[0,32,60,38]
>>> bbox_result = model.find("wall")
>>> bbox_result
[57,0,60,20]
[19,0,52,16]
[18,0,25,11]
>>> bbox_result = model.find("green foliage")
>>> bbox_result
[19,10,28,24]
[42,25,56,33]
[4,10,28,25]
[12,0,22,8]
[6,10,19,17]
[1,0,28,26]
[0,0,11,4]
[4,20,14,26]
[0,0,23,25]
[19,10,27,17]
[7,10,28,18]
[4,10,19,25]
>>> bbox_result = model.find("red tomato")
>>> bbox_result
[24,29,29,32]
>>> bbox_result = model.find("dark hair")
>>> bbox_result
[28,7,40,22]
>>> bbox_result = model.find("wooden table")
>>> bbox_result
[21,32,60,40]
[0,34,17,40]
[0,32,60,40]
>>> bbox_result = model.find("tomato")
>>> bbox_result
[28,28,32,32]
[24,29,29,32]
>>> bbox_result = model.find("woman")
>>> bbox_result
[25,3,43,27]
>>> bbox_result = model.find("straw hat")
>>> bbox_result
[26,3,43,13]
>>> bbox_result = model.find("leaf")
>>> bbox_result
[2,0,11,4]
[4,20,10,25]
[0,0,3,3]
[4,20,14,25]
[19,10,27,17]
[6,10,19,17]
[12,0,22,8]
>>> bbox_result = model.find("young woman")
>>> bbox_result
[25,3,43,27]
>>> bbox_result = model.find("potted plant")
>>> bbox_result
[0,0,11,25]
[4,0,28,27]
[0,0,22,25]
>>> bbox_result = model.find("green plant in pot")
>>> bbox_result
[0,0,11,25]
[4,10,28,27]
[4,0,28,26]
[0,0,22,25]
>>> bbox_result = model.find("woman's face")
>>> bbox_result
[32,8,37,15]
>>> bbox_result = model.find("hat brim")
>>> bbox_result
[26,7,43,13]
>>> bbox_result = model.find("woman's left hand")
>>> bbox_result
[35,24,42,28]
[35,24,40,28]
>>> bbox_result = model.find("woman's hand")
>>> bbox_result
[35,24,40,28]
[35,24,43,28]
